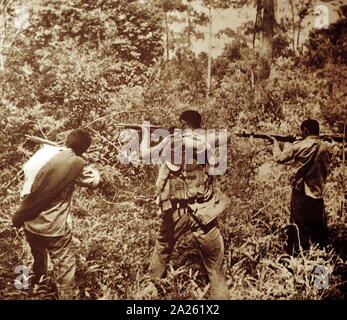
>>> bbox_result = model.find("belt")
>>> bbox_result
[170,199,217,234]
[187,193,213,204]
[172,192,213,209]
[187,197,204,204]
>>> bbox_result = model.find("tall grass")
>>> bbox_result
[0,167,345,300]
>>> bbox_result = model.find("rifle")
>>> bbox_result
[25,135,60,146]
[114,123,164,131]
[236,132,347,143]
[25,123,166,147]
[25,135,99,153]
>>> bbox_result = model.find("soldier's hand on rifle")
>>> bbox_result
[266,135,282,157]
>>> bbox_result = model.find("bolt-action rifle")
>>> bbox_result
[236,132,346,143]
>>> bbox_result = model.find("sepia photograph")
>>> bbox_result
[0,0,346,304]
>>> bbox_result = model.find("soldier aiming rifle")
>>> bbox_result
[237,121,346,255]
[138,110,231,299]
[253,120,334,255]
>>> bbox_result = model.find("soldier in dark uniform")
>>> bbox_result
[268,119,333,255]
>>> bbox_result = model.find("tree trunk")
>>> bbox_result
[252,0,262,61]
[187,0,191,48]
[297,19,302,53]
[259,0,274,80]
[0,1,8,97]
[253,0,260,51]
[164,11,170,60]
[289,0,295,52]
[207,0,212,96]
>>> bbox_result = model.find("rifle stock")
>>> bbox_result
[236,132,346,143]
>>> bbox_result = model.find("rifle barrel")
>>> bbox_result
[114,124,164,131]
[319,135,347,143]
[25,135,59,146]
[236,133,297,142]
[236,132,347,143]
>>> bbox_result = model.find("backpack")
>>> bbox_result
[158,130,213,201]
[168,161,209,200]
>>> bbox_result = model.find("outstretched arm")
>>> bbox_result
[268,136,296,164]
[140,126,172,161]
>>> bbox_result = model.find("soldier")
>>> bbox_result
[140,110,230,299]
[12,128,100,299]
[268,119,333,255]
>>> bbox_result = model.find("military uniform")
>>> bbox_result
[148,131,230,299]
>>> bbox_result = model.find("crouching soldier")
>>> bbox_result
[12,128,100,299]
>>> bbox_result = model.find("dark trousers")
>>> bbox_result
[287,189,328,255]
[24,230,76,299]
